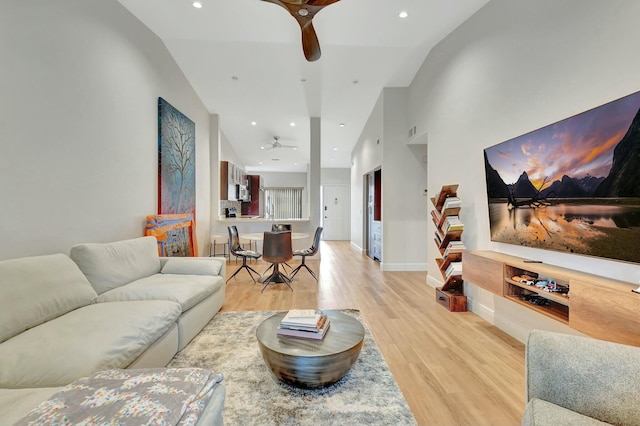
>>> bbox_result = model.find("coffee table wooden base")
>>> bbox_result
[256,311,365,388]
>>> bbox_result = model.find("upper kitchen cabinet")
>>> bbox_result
[220,161,248,200]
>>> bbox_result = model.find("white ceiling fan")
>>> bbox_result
[261,136,297,150]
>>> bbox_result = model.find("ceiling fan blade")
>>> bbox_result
[300,21,321,62]
[305,0,341,6]
[260,0,340,61]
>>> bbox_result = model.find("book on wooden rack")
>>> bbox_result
[443,241,466,258]
[445,261,463,279]
[442,197,461,210]
[277,320,330,340]
[442,216,464,233]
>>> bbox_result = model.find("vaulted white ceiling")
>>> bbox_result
[119,0,488,172]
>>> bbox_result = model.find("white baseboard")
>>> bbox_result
[350,241,363,253]
[467,298,495,324]
[426,275,441,288]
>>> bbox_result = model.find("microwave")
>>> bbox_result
[236,184,250,202]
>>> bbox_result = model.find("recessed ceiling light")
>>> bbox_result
[290,122,296,127]
[399,11,408,18]
[293,147,297,150]
[260,146,265,150]
[300,78,306,82]
[294,162,298,165]
[259,161,263,165]
[192,1,203,9]
[231,76,239,81]
[352,80,359,85]
[339,123,345,127]
[251,121,257,126]
[272,158,280,161]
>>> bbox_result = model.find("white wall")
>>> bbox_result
[219,130,245,171]
[0,0,211,259]
[351,94,384,252]
[350,89,428,270]
[410,0,640,341]
[380,88,429,271]
[321,168,350,185]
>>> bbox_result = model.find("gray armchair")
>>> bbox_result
[523,330,640,426]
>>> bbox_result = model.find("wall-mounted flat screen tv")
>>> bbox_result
[484,91,640,264]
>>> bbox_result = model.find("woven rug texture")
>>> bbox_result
[168,309,417,425]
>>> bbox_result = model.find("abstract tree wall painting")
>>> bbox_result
[158,97,195,218]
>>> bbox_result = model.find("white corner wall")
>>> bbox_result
[380,88,429,271]
[351,94,384,253]
[410,0,640,341]
[0,0,211,260]
[350,89,428,270]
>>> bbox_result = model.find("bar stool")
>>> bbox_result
[209,234,229,259]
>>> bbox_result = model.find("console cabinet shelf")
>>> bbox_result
[462,250,640,347]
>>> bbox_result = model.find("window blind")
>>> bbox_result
[264,187,303,219]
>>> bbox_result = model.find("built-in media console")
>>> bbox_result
[463,250,640,347]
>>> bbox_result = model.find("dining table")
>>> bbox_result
[241,232,310,242]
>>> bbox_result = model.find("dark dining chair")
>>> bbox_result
[290,226,323,281]
[261,231,293,292]
[226,226,262,284]
[264,224,293,273]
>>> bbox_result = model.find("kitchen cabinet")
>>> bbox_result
[220,161,248,200]
[241,174,261,216]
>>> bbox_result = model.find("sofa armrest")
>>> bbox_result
[525,329,640,425]
[159,257,226,278]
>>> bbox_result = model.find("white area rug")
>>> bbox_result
[169,310,417,425]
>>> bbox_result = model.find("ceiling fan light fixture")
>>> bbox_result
[298,8,309,17]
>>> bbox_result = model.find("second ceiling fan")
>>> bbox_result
[262,136,297,150]
[260,0,341,62]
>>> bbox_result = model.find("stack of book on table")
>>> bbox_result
[277,309,330,340]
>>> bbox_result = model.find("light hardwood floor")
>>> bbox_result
[222,241,526,426]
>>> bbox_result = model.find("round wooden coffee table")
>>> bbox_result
[256,310,365,388]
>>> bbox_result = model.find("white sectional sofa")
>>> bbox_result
[0,236,226,425]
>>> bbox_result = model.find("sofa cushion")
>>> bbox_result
[96,274,223,312]
[522,398,611,426]
[70,236,161,294]
[0,254,98,344]
[161,257,223,276]
[0,300,181,388]
[0,387,61,425]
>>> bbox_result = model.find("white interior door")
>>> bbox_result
[322,185,350,240]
